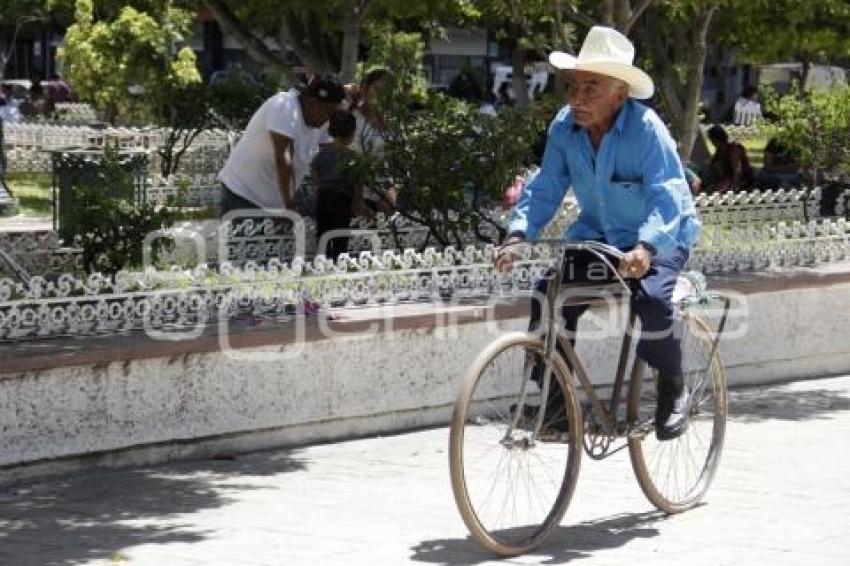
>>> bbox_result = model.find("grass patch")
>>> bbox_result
[5,172,52,217]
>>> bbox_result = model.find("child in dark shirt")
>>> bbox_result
[311,110,362,259]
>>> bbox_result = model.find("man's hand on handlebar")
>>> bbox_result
[495,234,525,273]
[619,245,652,279]
[494,237,651,279]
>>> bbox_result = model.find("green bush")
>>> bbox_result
[65,147,177,275]
[59,0,202,124]
[207,73,278,131]
[765,85,850,180]
[354,93,549,248]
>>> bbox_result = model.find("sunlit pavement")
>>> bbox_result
[2,375,849,566]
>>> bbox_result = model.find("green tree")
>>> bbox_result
[765,86,850,181]
[714,0,850,86]
[471,0,549,107]
[57,0,201,123]
[202,0,476,82]
[561,0,720,161]
[358,96,545,247]
[360,26,430,100]
[633,1,720,160]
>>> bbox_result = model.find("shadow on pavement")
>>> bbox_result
[410,511,662,565]
[0,450,307,566]
[729,385,850,422]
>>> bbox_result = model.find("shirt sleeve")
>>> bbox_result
[507,119,572,240]
[637,122,690,255]
[266,94,299,138]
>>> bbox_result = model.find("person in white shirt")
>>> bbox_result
[0,96,22,124]
[733,85,762,126]
[350,68,396,213]
[218,74,346,216]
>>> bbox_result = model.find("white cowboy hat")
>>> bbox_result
[549,26,654,100]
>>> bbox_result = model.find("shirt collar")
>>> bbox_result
[611,99,630,136]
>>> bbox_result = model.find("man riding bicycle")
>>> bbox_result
[496,26,701,441]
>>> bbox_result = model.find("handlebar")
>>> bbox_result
[497,239,631,294]
[501,239,626,262]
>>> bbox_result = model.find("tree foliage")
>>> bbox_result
[58,0,201,123]
[359,27,430,100]
[765,85,850,180]
[714,0,850,66]
[354,55,551,248]
[203,0,478,80]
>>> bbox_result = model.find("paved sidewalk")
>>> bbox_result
[2,375,849,566]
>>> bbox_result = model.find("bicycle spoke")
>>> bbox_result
[451,335,582,554]
[628,314,727,513]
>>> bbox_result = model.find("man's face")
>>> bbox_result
[567,70,629,130]
[302,97,337,128]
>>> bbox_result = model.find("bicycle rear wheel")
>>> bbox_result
[449,332,583,556]
[627,312,727,513]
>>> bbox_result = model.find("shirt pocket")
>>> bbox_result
[606,181,646,225]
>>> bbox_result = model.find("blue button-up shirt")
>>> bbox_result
[508,99,700,255]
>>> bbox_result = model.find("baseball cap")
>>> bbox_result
[297,74,346,104]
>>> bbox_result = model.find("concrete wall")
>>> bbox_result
[1,275,849,484]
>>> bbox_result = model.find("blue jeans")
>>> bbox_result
[530,245,689,379]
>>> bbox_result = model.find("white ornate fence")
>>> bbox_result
[1,124,232,194]
[0,244,552,340]
[3,186,849,280]
[3,214,849,341]
[694,187,822,225]
[53,103,98,125]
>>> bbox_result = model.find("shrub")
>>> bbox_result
[65,146,177,274]
[355,94,549,248]
[765,85,850,180]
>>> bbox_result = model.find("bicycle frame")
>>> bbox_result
[504,240,630,442]
[503,240,730,444]
[541,242,632,439]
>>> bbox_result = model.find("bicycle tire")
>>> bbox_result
[449,332,583,556]
[627,312,727,513]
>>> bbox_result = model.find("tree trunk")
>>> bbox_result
[613,0,632,31]
[278,12,336,75]
[800,57,812,91]
[678,6,716,161]
[339,0,362,83]
[551,0,570,102]
[622,0,654,34]
[638,7,713,163]
[601,0,615,26]
[0,39,7,80]
[511,37,530,107]
[202,0,291,78]
[640,11,683,126]
[659,69,685,132]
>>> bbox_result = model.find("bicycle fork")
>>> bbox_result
[502,270,567,446]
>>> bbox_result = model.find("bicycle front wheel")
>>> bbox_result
[449,332,583,557]
[627,312,727,513]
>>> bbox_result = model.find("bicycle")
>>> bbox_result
[448,240,731,556]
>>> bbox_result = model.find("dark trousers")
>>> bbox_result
[219,185,292,237]
[316,191,353,260]
[219,185,262,218]
[530,245,688,392]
